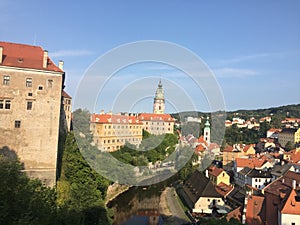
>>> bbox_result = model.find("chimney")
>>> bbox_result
[0,46,3,64]
[292,180,296,190]
[100,110,104,115]
[58,60,64,70]
[43,50,48,68]
[205,169,209,178]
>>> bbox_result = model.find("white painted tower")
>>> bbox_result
[204,117,211,144]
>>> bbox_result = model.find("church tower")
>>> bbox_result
[204,117,211,144]
[153,80,165,114]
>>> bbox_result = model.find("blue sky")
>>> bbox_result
[1,0,300,112]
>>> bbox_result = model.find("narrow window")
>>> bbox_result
[26,78,32,87]
[3,75,10,85]
[27,101,33,110]
[0,100,3,109]
[15,120,21,128]
[47,79,53,88]
[5,100,10,109]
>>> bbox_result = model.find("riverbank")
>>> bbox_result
[105,183,130,205]
[159,187,191,225]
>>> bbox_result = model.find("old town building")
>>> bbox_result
[90,112,143,152]
[0,41,66,186]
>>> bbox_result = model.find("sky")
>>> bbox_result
[1,0,300,113]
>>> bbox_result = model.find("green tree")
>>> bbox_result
[285,141,294,151]
[0,150,57,225]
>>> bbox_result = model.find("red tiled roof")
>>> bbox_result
[236,157,267,168]
[246,195,265,225]
[223,145,234,152]
[243,144,255,153]
[91,114,143,124]
[215,182,233,197]
[195,144,206,153]
[208,165,224,177]
[226,206,242,223]
[0,41,62,72]
[138,113,175,122]
[281,188,300,215]
[62,90,72,99]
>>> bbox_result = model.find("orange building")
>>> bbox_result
[90,113,143,151]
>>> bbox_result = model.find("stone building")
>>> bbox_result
[278,128,300,147]
[0,41,65,187]
[62,90,72,131]
[90,112,143,151]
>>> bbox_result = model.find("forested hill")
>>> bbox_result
[171,104,300,121]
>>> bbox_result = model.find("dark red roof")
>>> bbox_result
[62,90,72,99]
[0,41,62,72]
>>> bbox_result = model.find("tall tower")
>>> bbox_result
[153,80,165,114]
[204,117,211,144]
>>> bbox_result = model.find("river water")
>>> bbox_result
[107,180,175,225]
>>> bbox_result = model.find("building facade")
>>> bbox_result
[138,113,175,135]
[62,90,72,131]
[90,113,143,152]
[0,41,65,186]
[278,128,300,147]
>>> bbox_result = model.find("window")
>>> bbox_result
[28,92,33,97]
[0,100,3,109]
[5,100,10,109]
[3,75,10,85]
[47,79,53,88]
[38,86,43,90]
[291,223,295,225]
[15,120,21,128]
[27,101,33,110]
[26,78,32,87]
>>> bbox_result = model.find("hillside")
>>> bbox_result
[171,104,300,121]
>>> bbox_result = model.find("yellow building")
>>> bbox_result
[207,165,230,186]
[0,41,65,187]
[90,113,143,151]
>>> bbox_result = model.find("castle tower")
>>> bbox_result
[153,80,165,114]
[204,117,211,144]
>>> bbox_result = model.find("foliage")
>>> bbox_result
[57,132,112,225]
[111,133,178,166]
[0,150,57,225]
[285,141,295,151]
[224,124,260,145]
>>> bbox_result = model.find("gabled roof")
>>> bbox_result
[281,188,300,214]
[62,90,72,99]
[183,170,222,205]
[226,206,242,223]
[245,195,265,225]
[0,41,62,72]
[208,165,225,177]
[247,169,272,178]
[215,182,233,197]
[243,144,255,153]
[238,167,253,176]
[236,157,267,168]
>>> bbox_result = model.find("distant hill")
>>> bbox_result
[171,104,300,121]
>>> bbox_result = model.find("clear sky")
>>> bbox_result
[1,0,300,112]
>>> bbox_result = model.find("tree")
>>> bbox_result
[285,141,294,151]
[0,149,57,225]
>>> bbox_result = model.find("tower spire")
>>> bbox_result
[153,80,165,114]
